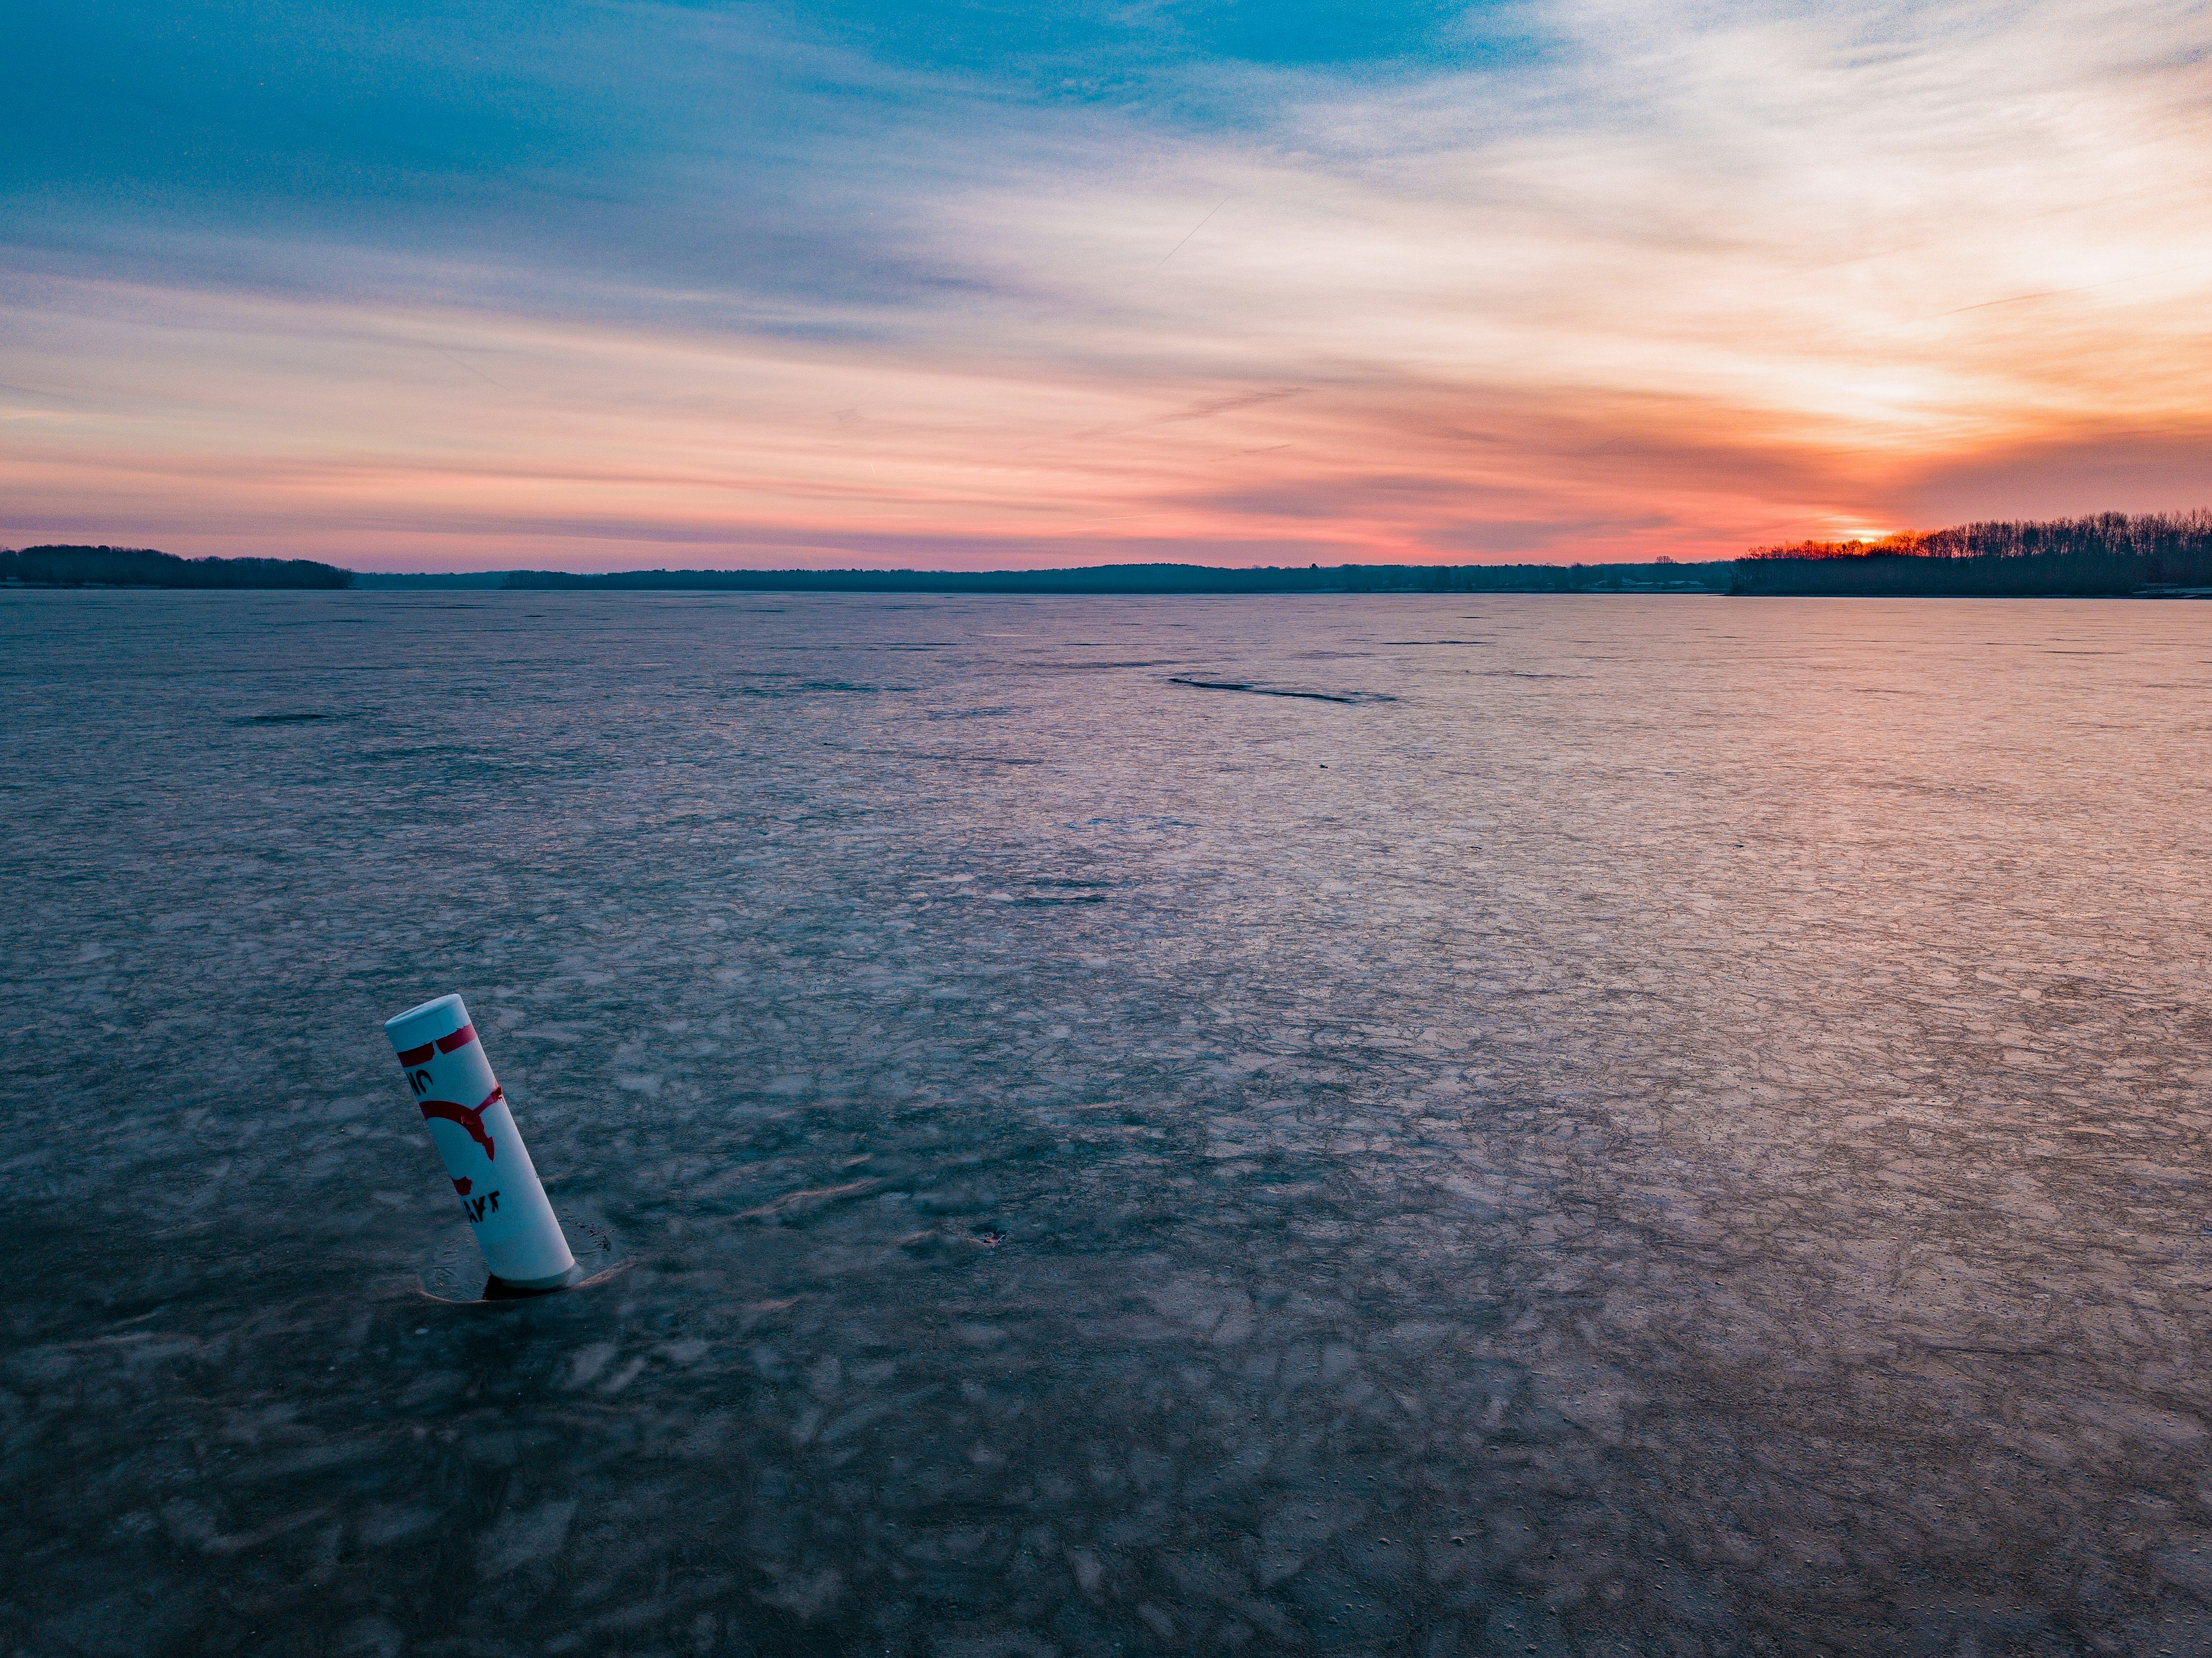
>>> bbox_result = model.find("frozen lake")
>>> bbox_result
[4,588,2211,1656]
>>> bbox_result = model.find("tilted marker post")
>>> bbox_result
[385,993,576,1291]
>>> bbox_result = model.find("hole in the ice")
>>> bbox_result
[418,1219,629,1304]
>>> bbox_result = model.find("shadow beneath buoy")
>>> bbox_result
[419,1218,630,1304]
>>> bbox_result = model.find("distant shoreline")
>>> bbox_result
[488,562,1728,595]
[8,510,2212,596]
[3,545,1730,595]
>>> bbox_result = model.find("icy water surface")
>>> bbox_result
[4,590,2212,1657]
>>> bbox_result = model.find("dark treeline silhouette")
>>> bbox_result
[1,545,353,589]
[349,571,509,590]
[501,561,1732,595]
[1731,511,2212,596]
[13,513,2209,597]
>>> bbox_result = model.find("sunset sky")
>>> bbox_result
[6,0,2210,570]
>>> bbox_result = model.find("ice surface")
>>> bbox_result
[3,589,2211,1654]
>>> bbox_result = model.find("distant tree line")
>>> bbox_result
[27,514,2207,599]
[0,545,352,589]
[500,560,1734,595]
[1732,512,2212,596]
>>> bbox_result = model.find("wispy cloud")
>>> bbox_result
[4,0,2208,567]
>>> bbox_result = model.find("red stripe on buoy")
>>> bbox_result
[435,1023,477,1055]
[419,1084,503,1160]
[396,1042,435,1067]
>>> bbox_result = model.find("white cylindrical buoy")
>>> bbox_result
[385,993,576,1291]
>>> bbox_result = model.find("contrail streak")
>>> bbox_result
[1154,197,1231,271]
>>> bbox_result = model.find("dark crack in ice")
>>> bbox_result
[1169,674,1396,704]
